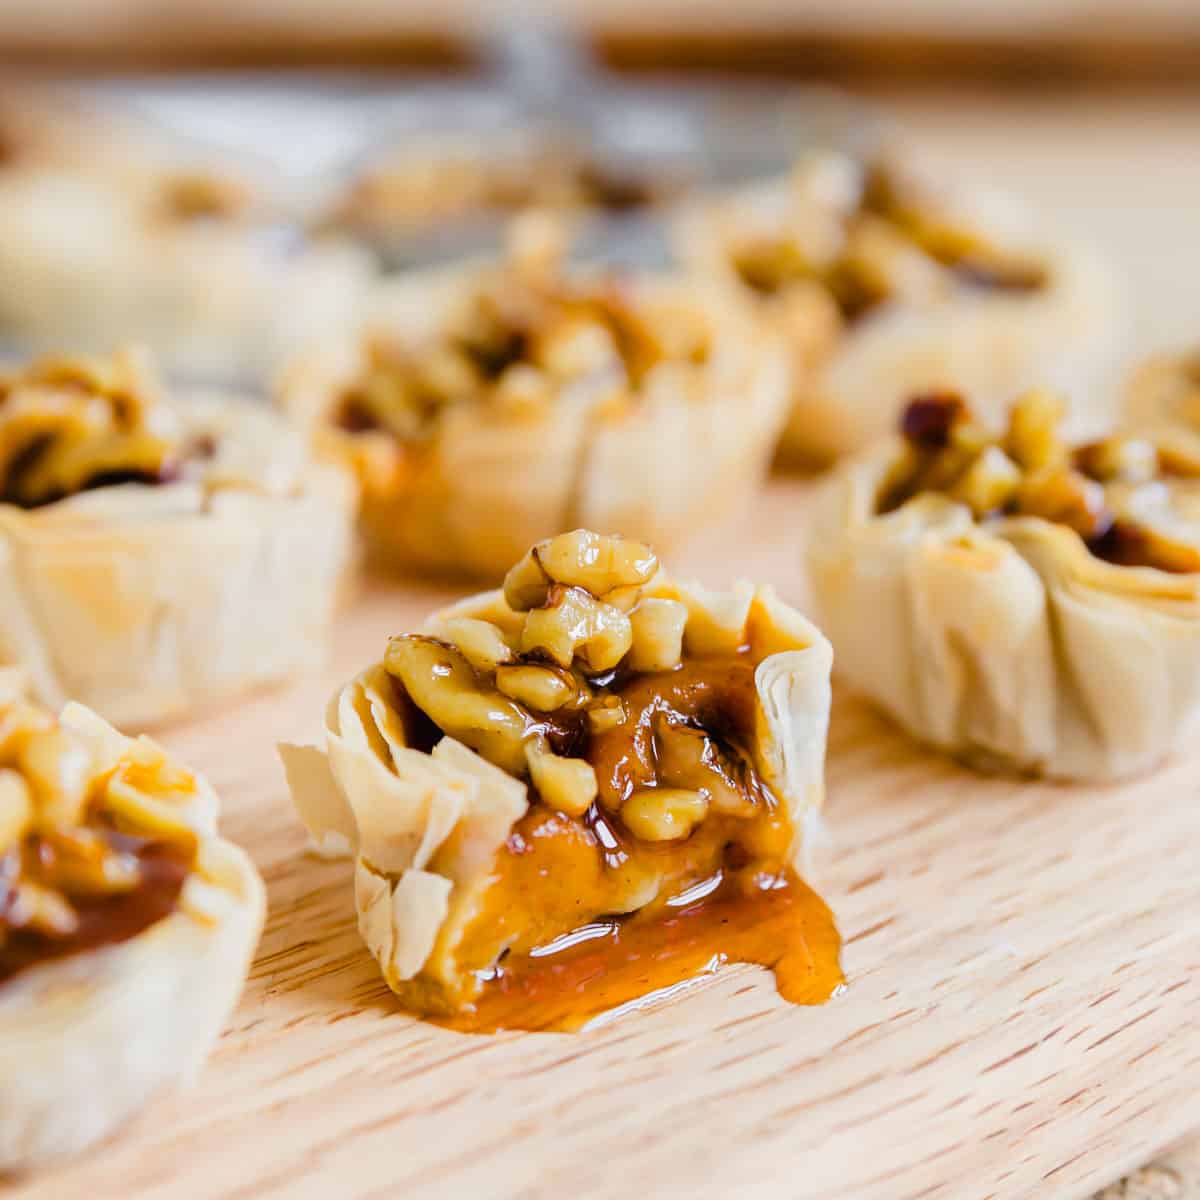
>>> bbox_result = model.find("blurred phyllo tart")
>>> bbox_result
[678,148,1118,465]
[809,390,1200,781]
[279,220,789,579]
[280,530,839,1032]
[0,347,355,727]
[322,130,678,257]
[0,672,264,1170]
[1125,349,1200,455]
[0,93,369,382]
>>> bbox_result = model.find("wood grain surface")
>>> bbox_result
[6,88,1200,1200]
[5,476,1198,1200]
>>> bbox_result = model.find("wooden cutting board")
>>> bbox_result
[10,476,1200,1200]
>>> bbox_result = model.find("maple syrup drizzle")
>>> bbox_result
[433,868,843,1034]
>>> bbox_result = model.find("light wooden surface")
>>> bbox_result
[6,475,1199,1200]
[9,90,1200,1200]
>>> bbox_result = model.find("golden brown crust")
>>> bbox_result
[0,351,356,727]
[0,686,265,1170]
[678,149,1121,465]
[808,394,1200,780]
[278,234,788,580]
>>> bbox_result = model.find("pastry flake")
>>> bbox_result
[0,347,356,727]
[678,148,1120,464]
[281,530,840,1031]
[809,390,1200,780]
[278,222,790,579]
[0,680,264,1170]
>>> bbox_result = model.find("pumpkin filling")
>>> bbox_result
[376,531,842,1032]
[730,154,1047,322]
[0,688,202,984]
[878,390,1200,574]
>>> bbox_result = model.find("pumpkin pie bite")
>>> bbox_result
[321,130,678,261]
[0,347,355,727]
[0,672,264,1170]
[809,390,1200,781]
[678,148,1119,465]
[280,531,839,1031]
[0,92,370,383]
[278,220,789,580]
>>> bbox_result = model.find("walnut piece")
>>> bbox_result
[0,348,177,509]
[382,532,776,844]
[503,529,658,612]
[335,231,720,448]
[881,389,1200,573]
[0,686,201,957]
[730,150,1046,319]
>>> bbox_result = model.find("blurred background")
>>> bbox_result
[1,0,1197,384]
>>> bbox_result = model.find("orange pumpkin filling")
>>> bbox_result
[369,532,842,1032]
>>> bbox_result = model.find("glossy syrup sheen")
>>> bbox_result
[434,868,844,1035]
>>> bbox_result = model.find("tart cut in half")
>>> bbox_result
[0,347,355,728]
[808,390,1200,781]
[677,148,1119,466]
[0,672,265,1171]
[278,219,789,580]
[280,531,839,1032]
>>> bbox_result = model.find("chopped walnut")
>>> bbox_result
[0,348,182,508]
[881,390,1200,573]
[627,598,688,672]
[729,151,1047,321]
[0,686,201,975]
[622,788,709,842]
[525,745,597,818]
[334,236,717,445]
[155,170,254,224]
[383,532,779,844]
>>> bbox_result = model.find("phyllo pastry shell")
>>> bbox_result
[678,149,1119,465]
[281,530,839,1031]
[278,221,789,580]
[0,96,370,383]
[0,348,356,727]
[1125,349,1200,455]
[0,672,265,1170]
[322,129,678,257]
[809,390,1200,781]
